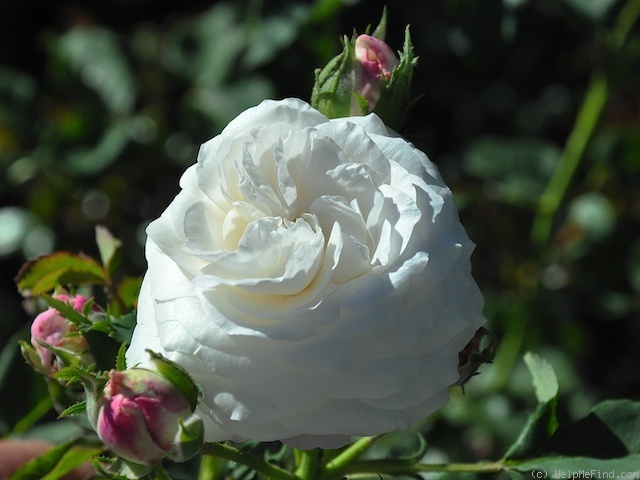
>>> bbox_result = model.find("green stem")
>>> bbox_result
[198,454,220,480]
[200,442,298,480]
[319,435,382,480]
[294,449,320,479]
[531,0,640,248]
[609,0,640,50]
[531,71,609,247]
[331,459,504,479]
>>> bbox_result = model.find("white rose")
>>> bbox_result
[126,98,485,449]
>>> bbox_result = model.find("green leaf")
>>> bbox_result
[57,400,87,418]
[541,399,640,457]
[503,353,560,460]
[108,312,137,344]
[95,225,122,273]
[83,329,120,372]
[15,252,105,296]
[524,352,559,404]
[116,341,128,371]
[42,445,100,480]
[41,294,91,328]
[503,400,558,461]
[117,277,142,310]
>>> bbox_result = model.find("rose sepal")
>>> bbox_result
[144,349,202,410]
[310,35,357,119]
[167,413,205,462]
[19,340,50,376]
[91,455,155,480]
[371,25,418,130]
[62,366,109,430]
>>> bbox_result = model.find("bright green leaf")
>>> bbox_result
[524,352,559,404]
[15,252,105,296]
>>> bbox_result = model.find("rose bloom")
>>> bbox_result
[127,98,485,449]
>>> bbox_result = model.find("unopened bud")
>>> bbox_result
[311,11,417,130]
[25,294,94,375]
[91,357,203,466]
[353,34,399,113]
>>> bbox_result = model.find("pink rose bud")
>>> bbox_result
[354,34,399,112]
[95,368,203,466]
[29,294,94,374]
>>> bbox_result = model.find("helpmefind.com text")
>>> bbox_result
[531,470,640,479]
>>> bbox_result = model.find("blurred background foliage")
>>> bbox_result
[1,0,639,470]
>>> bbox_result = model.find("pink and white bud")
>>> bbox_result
[95,368,203,466]
[29,294,93,374]
[353,34,399,112]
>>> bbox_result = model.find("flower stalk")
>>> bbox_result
[294,449,320,480]
[318,435,382,480]
[200,443,298,480]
